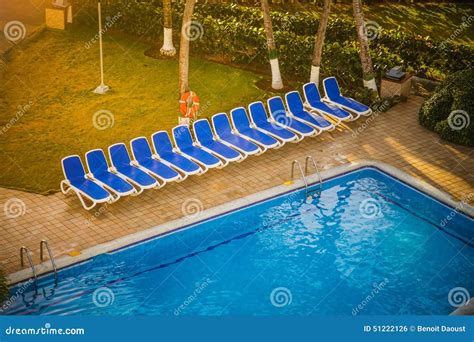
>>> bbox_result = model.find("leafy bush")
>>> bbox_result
[72,1,474,100]
[419,68,474,146]
[0,268,8,305]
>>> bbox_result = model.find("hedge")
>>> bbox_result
[0,268,8,306]
[72,1,473,98]
[419,68,474,146]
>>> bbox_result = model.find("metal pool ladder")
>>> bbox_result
[20,246,38,282]
[40,239,58,280]
[305,156,323,194]
[291,160,309,195]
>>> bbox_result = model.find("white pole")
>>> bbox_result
[93,2,109,94]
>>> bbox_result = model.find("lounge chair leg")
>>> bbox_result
[75,191,96,210]
[131,186,143,196]
[110,192,120,203]
[176,173,188,182]
[60,180,73,195]
[216,159,227,169]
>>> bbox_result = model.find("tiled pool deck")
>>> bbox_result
[0,96,473,276]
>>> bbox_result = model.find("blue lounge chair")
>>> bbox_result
[172,125,223,169]
[130,137,182,184]
[152,131,203,176]
[193,119,244,163]
[248,101,299,143]
[85,149,136,198]
[231,107,281,150]
[303,82,354,122]
[323,77,372,116]
[267,96,316,137]
[61,155,114,210]
[212,113,262,155]
[285,91,334,132]
[108,143,159,191]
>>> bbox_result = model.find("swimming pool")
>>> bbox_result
[3,166,473,316]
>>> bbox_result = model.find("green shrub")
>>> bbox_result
[71,1,474,101]
[0,268,8,305]
[419,68,474,146]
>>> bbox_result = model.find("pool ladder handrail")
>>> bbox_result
[291,160,309,194]
[40,239,58,280]
[20,246,38,282]
[304,156,323,192]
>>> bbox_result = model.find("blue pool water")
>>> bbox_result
[3,167,474,316]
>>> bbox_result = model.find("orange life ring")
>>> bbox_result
[179,91,200,118]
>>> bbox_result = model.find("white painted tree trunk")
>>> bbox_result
[179,0,196,96]
[270,58,283,90]
[309,65,320,85]
[363,78,378,92]
[353,0,378,96]
[260,0,284,90]
[310,0,331,85]
[160,28,176,56]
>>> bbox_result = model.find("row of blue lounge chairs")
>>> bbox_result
[61,77,372,210]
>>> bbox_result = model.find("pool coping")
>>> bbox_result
[7,159,474,285]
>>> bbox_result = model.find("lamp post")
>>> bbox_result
[93,2,109,94]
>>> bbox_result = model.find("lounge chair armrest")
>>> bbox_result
[85,173,94,179]
[130,160,139,167]
[108,166,117,173]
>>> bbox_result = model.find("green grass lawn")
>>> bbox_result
[281,3,474,46]
[0,29,269,194]
[349,3,474,46]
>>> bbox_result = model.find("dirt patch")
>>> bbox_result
[255,78,295,93]
[144,46,177,60]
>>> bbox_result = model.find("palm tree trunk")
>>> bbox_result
[310,0,331,85]
[353,0,378,94]
[160,0,176,56]
[179,0,196,96]
[260,0,283,90]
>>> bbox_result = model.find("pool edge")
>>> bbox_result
[8,159,474,285]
